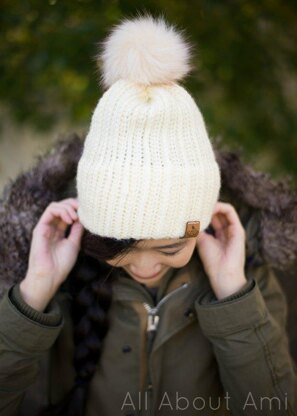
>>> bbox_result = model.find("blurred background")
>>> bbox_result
[0,0,296,191]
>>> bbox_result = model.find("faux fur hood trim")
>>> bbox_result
[0,133,296,297]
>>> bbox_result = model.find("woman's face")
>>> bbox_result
[106,237,197,287]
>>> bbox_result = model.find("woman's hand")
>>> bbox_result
[196,201,247,300]
[20,198,84,311]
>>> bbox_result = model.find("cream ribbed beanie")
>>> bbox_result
[76,15,221,240]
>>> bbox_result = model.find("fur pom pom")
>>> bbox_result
[98,14,193,88]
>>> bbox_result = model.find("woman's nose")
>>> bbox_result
[129,254,162,277]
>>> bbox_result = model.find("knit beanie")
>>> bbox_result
[76,15,221,240]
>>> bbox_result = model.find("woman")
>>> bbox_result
[0,15,296,416]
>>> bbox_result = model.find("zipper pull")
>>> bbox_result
[144,305,160,354]
[144,305,160,332]
[147,311,159,332]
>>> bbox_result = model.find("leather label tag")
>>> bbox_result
[183,221,200,238]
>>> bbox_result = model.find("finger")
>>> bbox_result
[39,205,73,227]
[67,220,84,247]
[212,202,244,232]
[211,204,229,228]
[196,231,206,247]
[210,212,227,235]
[216,213,230,242]
[53,217,68,235]
[196,229,215,246]
[211,203,242,244]
[55,202,78,221]
[211,215,228,244]
[51,207,73,225]
[216,212,229,229]
[211,214,223,231]
[60,198,79,209]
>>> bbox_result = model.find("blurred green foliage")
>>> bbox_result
[0,0,296,183]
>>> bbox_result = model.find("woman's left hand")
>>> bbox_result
[196,201,247,300]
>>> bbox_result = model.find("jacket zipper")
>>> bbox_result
[141,282,189,413]
[143,282,189,352]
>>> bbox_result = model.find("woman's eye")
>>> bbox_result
[160,251,180,256]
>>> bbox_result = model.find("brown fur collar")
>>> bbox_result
[0,133,296,297]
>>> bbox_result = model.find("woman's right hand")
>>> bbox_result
[20,198,84,312]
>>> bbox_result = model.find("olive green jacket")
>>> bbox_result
[0,134,296,415]
[0,239,297,415]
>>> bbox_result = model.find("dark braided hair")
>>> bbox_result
[41,228,140,416]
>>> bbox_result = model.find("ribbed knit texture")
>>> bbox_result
[10,283,62,326]
[76,79,221,239]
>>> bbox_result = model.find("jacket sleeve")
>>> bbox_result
[195,263,297,415]
[0,282,64,416]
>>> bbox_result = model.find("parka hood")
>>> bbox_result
[0,133,296,298]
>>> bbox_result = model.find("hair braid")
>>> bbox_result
[40,229,138,416]
[70,254,113,414]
